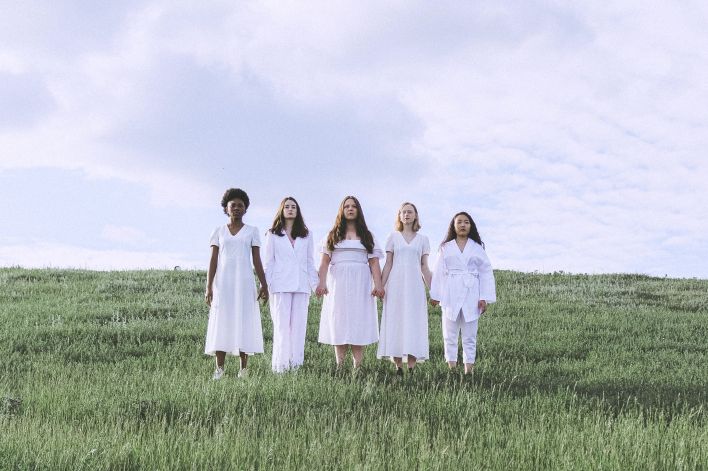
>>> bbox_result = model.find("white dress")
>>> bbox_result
[377,232,430,360]
[204,224,264,356]
[318,239,384,346]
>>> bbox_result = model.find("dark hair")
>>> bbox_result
[441,212,484,248]
[221,188,250,215]
[326,196,374,253]
[269,197,309,238]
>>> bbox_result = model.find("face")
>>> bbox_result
[226,198,246,219]
[282,199,298,219]
[399,204,416,226]
[454,215,471,237]
[343,199,358,220]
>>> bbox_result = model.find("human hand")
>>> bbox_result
[258,285,269,302]
[430,299,439,307]
[478,300,487,314]
[205,288,213,307]
[371,287,385,298]
[315,283,328,297]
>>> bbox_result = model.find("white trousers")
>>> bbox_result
[270,292,310,372]
[442,311,479,364]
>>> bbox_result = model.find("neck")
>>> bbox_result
[284,220,294,231]
[345,221,357,232]
[456,235,468,244]
[229,217,243,226]
[402,224,414,233]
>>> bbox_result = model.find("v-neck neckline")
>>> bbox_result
[227,223,245,237]
[400,231,417,245]
[455,238,468,254]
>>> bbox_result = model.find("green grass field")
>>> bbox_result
[1,268,706,470]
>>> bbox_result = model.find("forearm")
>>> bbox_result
[369,259,383,290]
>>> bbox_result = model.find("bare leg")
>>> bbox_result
[334,345,347,367]
[239,351,248,369]
[215,351,226,369]
[393,356,403,368]
[407,355,417,369]
[351,345,364,368]
[447,361,457,370]
[464,363,474,375]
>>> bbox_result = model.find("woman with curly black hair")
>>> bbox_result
[315,196,384,370]
[204,188,268,380]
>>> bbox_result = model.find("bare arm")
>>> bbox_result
[205,246,219,307]
[369,257,384,298]
[381,252,394,287]
[315,253,331,296]
[251,246,269,301]
[421,253,432,289]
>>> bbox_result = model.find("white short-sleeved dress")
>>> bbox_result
[204,224,264,356]
[377,232,431,360]
[318,239,384,346]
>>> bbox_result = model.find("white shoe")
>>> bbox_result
[212,367,225,380]
[237,368,248,378]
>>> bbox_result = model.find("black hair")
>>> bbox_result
[221,188,250,215]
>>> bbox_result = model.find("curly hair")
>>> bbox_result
[221,188,250,215]
[326,196,374,253]
[441,212,484,249]
[394,202,421,232]
[269,196,309,239]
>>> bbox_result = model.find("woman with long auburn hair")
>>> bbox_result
[429,211,496,375]
[315,196,384,370]
[262,196,319,373]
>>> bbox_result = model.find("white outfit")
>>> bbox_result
[262,230,319,372]
[377,232,430,361]
[429,239,496,363]
[318,239,384,346]
[204,224,264,356]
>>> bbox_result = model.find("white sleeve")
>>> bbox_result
[421,235,430,256]
[368,236,385,260]
[384,233,395,253]
[251,226,261,247]
[209,227,220,247]
[477,247,496,303]
[262,231,276,287]
[307,233,319,290]
[429,247,446,302]
[320,237,332,256]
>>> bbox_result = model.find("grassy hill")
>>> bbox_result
[1,268,706,469]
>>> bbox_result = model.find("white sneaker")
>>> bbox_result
[237,368,248,378]
[212,367,224,380]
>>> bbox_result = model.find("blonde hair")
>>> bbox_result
[394,202,421,232]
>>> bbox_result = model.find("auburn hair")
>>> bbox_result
[326,196,374,253]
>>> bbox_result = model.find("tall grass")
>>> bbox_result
[0,268,706,469]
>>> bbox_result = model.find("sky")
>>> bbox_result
[1,1,707,278]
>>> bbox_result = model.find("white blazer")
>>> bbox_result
[262,230,319,294]
[429,239,496,322]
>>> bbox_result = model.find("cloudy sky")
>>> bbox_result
[1,1,707,278]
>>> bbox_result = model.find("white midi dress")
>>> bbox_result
[204,224,264,356]
[318,239,384,346]
[377,232,430,360]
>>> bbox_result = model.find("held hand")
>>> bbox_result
[205,288,213,307]
[315,283,329,297]
[478,300,487,314]
[430,299,439,307]
[371,287,385,299]
[257,285,269,302]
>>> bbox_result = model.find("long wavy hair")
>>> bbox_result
[269,196,309,239]
[394,202,421,232]
[326,196,374,253]
[441,211,484,249]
